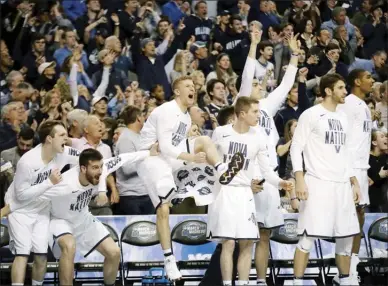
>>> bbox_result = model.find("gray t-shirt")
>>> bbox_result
[115,128,148,196]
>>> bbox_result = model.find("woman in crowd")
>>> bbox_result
[206,53,237,84]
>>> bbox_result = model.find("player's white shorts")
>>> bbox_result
[137,138,216,209]
[8,208,50,256]
[207,185,259,241]
[354,168,369,206]
[49,214,110,259]
[297,174,360,238]
[254,182,284,229]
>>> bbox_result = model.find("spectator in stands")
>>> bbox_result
[216,15,248,55]
[333,25,355,65]
[0,102,26,152]
[115,106,155,215]
[0,40,14,82]
[368,130,388,212]
[139,0,162,37]
[182,1,213,44]
[275,68,311,137]
[205,79,227,119]
[118,0,140,44]
[351,0,372,28]
[1,71,23,106]
[162,0,185,27]
[247,0,280,37]
[10,82,34,109]
[22,33,54,84]
[277,119,298,179]
[189,105,206,133]
[361,3,387,58]
[213,10,231,44]
[206,53,237,84]
[376,81,387,129]
[309,28,332,61]
[274,23,294,83]
[170,50,192,83]
[190,41,214,77]
[321,7,357,52]
[67,109,88,139]
[1,127,35,171]
[35,62,58,92]
[91,96,108,120]
[53,29,89,69]
[349,50,387,80]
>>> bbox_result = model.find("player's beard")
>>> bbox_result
[86,172,100,186]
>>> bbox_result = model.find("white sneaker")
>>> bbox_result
[333,274,359,285]
[350,273,360,285]
[164,255,182,280]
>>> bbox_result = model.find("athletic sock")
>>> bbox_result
[293,276,303,286]
[339,274,350,284]
[223,280,232,286]
[31,280,43,286]
[163,248,173,257]
[350,253,359,274]
[257,278,267,285]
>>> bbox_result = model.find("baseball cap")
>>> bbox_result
[219,10,230,16]
[91,96,109,106]
[38,62,56,74]
[96,27,109,38]
[190,41,206,54]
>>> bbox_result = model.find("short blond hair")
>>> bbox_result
[172,75,193,92]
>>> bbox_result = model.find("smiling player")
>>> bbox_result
[137,75,244,280]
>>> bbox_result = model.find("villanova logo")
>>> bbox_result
[324,119,346,153]
[172,122,187,147]
[260,110,271,136]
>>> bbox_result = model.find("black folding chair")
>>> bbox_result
[74,222,121,284]
[171,220,212,283]
[120,220,162,285]
[269,219,326,285]
[367,217,388,275]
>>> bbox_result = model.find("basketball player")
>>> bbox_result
[137,76,243,280]
[235,28,300,285]
[3,146,159,285]
[207,97,293,286]
[335,69,374,284]
[290,74,361,286]
[4,120,80,286]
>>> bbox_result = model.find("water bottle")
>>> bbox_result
[141,274,154,286]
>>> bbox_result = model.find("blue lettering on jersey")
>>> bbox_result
[69,188,93,212]
[225,141,250,170]
[105,156,122,171]
[324,119,346,153]
[363,108,372,133]
[260,110,271,136]
[194,27,211,40]
[68,148,80,156]
[172,122,187,146]
[226,39,242,50]
[32,169,52,185]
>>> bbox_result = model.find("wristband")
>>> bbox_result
[290,197,298,201]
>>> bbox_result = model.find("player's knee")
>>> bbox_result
[222,240,235,253]
[58,235,76,256]
[335,236,353,256]
[156,203,170,220]
[105,245,120,262]
[296,235,315,253]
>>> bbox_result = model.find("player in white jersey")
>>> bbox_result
[290,74,361,286]
[3,120,80,286]
[234,28,300,285]
[207,97,293,286]
[335,69,374,284]
[138,76,244,280]
[2,146,158,285]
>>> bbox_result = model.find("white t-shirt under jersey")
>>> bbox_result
[5,145,80,214]
[291,104,353,182]
[8,152,150,221]
[236,57,298,169]
[337,94,372,170]
[212,124,281,188]
[140,100,191,159]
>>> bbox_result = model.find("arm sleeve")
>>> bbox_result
[255,143,281,188]
[98,151,150,193]
[14,161,54,201]
[69,63,79,106]
[92,67,110,98]
[234,57,257,104]
[290,111,311,173]
[156,113,185,159]
[264,64,298,116]
[156,38,169,56]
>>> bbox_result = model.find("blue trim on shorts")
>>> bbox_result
[298,230,361,239]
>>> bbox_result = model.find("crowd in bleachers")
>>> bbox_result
[1,0,387,215]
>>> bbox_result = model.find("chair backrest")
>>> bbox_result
[0,224,9,248]
[120,221,159,247]
[270,219,299,244]
[368,217,388,243]
[171,220,209,245]
[103,223,119,243]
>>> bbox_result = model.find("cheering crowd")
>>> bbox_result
[0,0,387,285]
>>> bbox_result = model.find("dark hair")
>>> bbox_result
[235,97,258,116]
[19,127,35,141]
[158,16,171,25]
[206,79,225,100]
[280,22,293,32]
[79,148,103,168]
[364,97,376,108]
[15,82,32,91]
[317,28,329,37]
[230,14,242,24]
[325,42,340,52]
[120,105,143,125]
[347,69,367,89]
[38,120,65,143]
[217,106,235,126]
[284,119,297,143]
[258,40,273,54]
[61,54,73,74]
[31,33,45,45]
[319,73,345,98]
[194,0,207,10]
